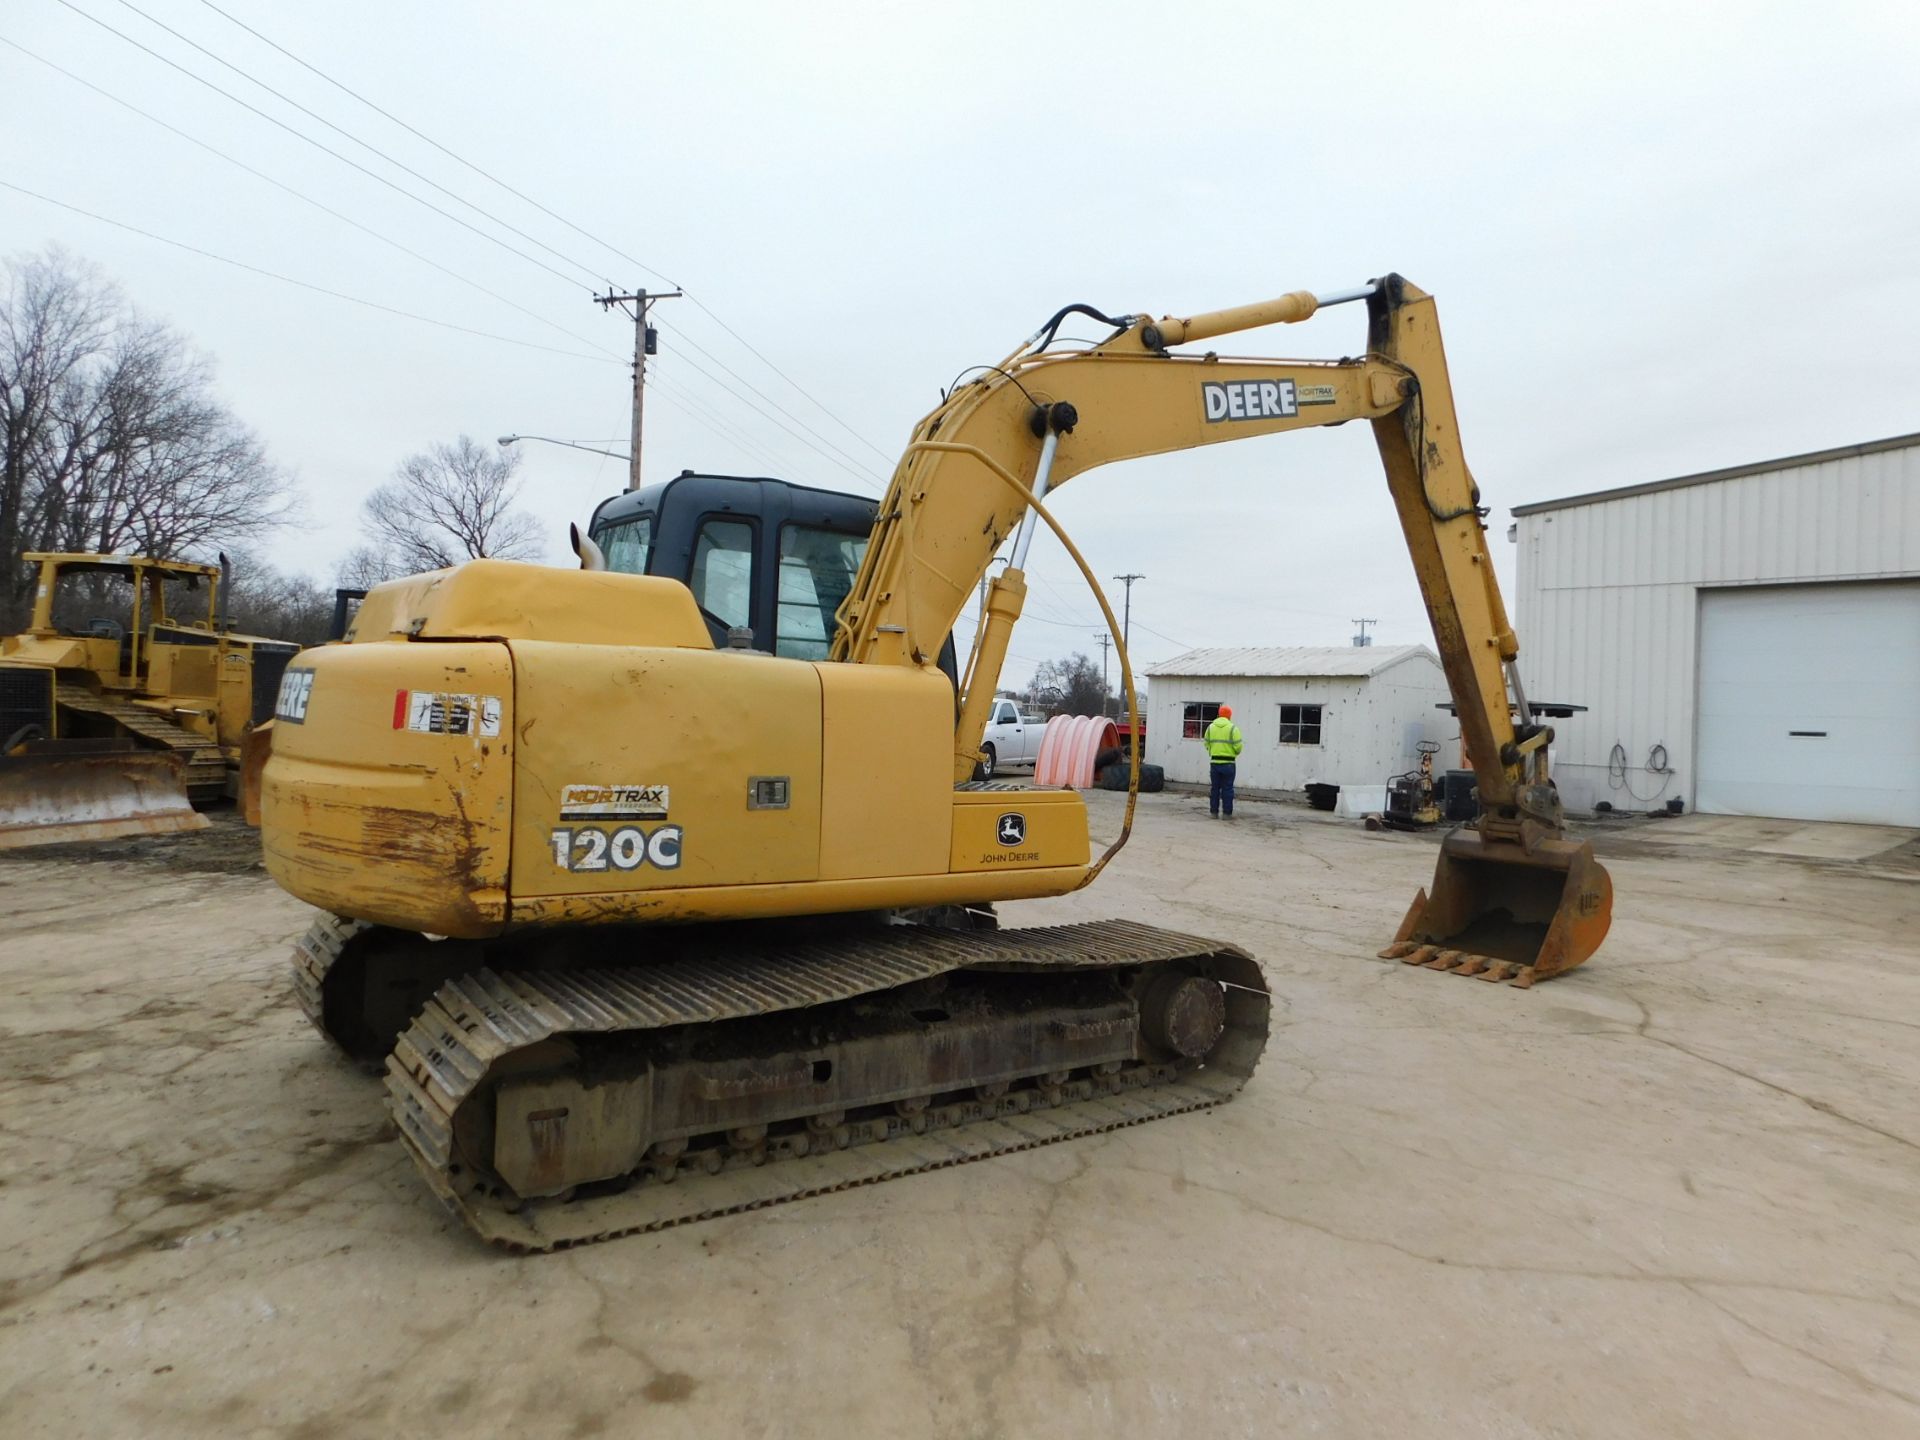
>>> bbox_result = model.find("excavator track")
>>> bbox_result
[296,917,1268,1251]
[55,683,226,798]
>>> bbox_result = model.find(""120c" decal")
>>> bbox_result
[549,824,684,873]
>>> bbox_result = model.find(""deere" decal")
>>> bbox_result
[1202,379,1297,423]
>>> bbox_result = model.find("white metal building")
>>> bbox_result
[1143,646,1451,791]
[1512,432,1920,825]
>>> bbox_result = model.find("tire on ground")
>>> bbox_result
[1098,761,1164,793]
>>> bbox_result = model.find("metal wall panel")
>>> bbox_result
[1514,440,1920,816]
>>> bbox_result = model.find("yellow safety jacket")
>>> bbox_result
[1203,715,1244,763]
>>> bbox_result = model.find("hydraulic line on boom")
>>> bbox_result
[832,274,1611,985]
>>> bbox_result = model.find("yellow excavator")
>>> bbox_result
[255,275,1612,1249]
[2,551,301,847]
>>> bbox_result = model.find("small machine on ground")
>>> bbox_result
[255,276,1614,1248]
[1382,742,1444,830]
[1,552,299,846]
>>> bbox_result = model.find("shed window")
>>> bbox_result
[1181,701,1221,739]
[1278,703,1323,746]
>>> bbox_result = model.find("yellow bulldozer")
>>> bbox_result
[0,551,301,847]
[255,275,1614,1249]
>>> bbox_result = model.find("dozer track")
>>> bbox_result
[55,684,226,798]
[293,916,1269,1252]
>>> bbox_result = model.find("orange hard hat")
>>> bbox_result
[1218,705,1233,718]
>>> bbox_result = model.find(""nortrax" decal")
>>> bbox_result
[1202,379,1297,423]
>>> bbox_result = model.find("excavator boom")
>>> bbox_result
[832,274,1611,984]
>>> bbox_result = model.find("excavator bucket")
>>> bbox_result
[0,743,209,850]
[1380,828,1612,987]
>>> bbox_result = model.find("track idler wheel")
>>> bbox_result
[1139,971,1228,1057]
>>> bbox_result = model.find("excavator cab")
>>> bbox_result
[587,472,960,685]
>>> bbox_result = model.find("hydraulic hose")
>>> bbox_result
[899,439,1141,885]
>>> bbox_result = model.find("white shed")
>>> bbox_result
[1512,432,1920,825]
[1143,646,1452,792]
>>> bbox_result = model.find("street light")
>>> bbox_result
[497,434,631,462]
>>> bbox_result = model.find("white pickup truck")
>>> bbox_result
[979,697,1047,779]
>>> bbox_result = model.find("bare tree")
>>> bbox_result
[1,250,106,596]
[1023,652,1110,717]
[1,246,296,627]
[219,548,336,647]
[360,435,543,572]
[335,543,402,590]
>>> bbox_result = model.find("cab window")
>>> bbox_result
[597,515,651,575]
[775,523,867,660]
[691,519,754,630]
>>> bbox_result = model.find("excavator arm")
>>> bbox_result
[835,274,1611,984]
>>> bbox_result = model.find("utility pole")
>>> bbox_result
[1351,617,1377,647]
[1094,631,1111,714]
[1112,573,1145,657]
[594,286,681,491]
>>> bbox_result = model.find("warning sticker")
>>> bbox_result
[559,783,669,820]
[392,690,501,737]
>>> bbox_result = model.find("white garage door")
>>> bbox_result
[1695,582,1920,825]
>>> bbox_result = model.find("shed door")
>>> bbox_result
[1695,582,1920,825]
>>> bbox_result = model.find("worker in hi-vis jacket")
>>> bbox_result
[1203,705,1244,818]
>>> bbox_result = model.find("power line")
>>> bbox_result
[108,0,607,289]
[0,179,621,365]
[63,0,895,490]
[660,329,884,491]
[1130,619,1191,649]
[53,0,591,291]
[57,0,884,489]
[195,0,676,288]
[647,375,807,481]
[655,320,888,485]
[681,296,897,465]
[192,0,895,467]
[0,35,623,362]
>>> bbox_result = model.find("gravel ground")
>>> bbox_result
[2,790,1917,1439]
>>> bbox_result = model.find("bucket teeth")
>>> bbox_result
[1383,831,1613,989]
[1387,948,1535,986]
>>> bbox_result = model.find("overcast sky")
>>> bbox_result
[5,1,1916,686]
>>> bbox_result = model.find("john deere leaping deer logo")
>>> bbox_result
[996,813,1027,847]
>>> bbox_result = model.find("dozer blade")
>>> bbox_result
[1379,827,1612,987]
[0,744,209,850]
